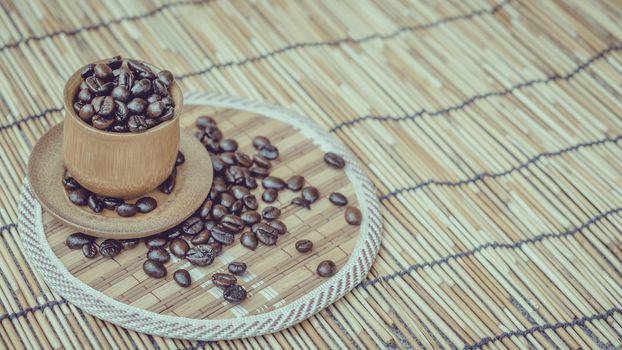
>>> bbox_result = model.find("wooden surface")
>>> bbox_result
[43,105,360,320]
[29,125,212,238]
[1,0,622,349]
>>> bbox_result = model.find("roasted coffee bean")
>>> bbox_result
[287,175,305,191]
[244,176,258,189]
[268,220,287,235]
[68,188,89,206]
[211,225,235,245]
[230,200,244,215]
[262,189,278,203]
[242,195,258,210]
[262,176,286,190]
[128,59,152,74]
[135,197,157,213]
[195,115,216,130]
[116,203,138,217]
[235,152,253,167]
[186,244,215,266]
[219,192,235,208]
[230,186,250,200]
[252,136,270,149]
[212,157,226,174]
[111,124,129,132]
[256,227,278,246]
[94,63,113,80]
[127,97,147,114]
[100,239,123,257]
[88,194,103,213]
[212,273,237,288]
[204,220,217,231]
[145,236,167,248]
[153,79,167,96]
[169,238,190,257]
[92,114,114,129]
[82,243,98,258]
[258,144,279,160]
[291,197,310,209]
[182,216,203,235]
[191,230,211,245]
[329,192,348,206]
[161,96,175,107]
[228,262,247,275]
[240,211,260,225]
[107,55,123,69]
[131,78,151,96]
[211,204,228,220]
[128,114,147,133]
[220,139,238,152]
[114,101,129,122]
[63,176,81,190]
[198,200,213,219]
[253,154,271,168]
[221,214,244,233]
[102,197,123,209]
[301,186,320,203]
[220,152,236,166]
[85,76,100,93]
[157,70,174,86]
[174,269,191,287]
[92,96,105,111]
[317,260,337,277]
[345,207,362,225]
[147,93,162,103]
[78,104,95,121]
[262,206,281,220]
[78,88,92,102]
[295,240,313,253]
[146,101,165,118]
[111,86,130,102]
[80,64,95,78]
[205,139,220,153]
[158,169,176,193]
[324,152,345,169]
[240,231,258,250]
[162,227,181,240]
[250,166,269,178]
[176,151,185,166]
[143,260,166,278]
[118,68,134,89]
[147,247,170,263]
[209,241,223,255]
[121,239,140,249]
[205,126,222,141]
[66,232,95,249]
[73,101,83,113]
[223,285,247,303]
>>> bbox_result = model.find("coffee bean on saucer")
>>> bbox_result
[100,239,123,258]
[158,168,177,194]
[228,262,247,275]
[258,144,279,160]
[223,285,247,303]
[121,239,140,249]
[88,194,103,213]
[102,197,124,210]
[116,203,138,217]
[345,207,362,225]
[191,230,211,245]
[67,188,89,206]
[212,273,236,288]
[268,220,287,235]
[145,235,167,248]
[295,240,313,253]
[291,197,310,209]
[66,232,95,249]
[240,231,258,250]
[262,176,285,190]
[174,269,191,287]
[136,197,157,213]
[262,206,281,220]
[143,260,166,278]
[62,176,81,190]
[262,189,278,203]
[176,151,185,166]
[301,186,319,203]
[287,175,305,191]
[82,243,98,258]
[317,260,336,277]
[329,192,348,206]
[186,244,215,266]
[147,247,170,263]
[252,154,271,169]
[252,136,270,149]
[182,216,203,235]
[324,152,345,169]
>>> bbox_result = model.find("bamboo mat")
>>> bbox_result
[0,0,622,348]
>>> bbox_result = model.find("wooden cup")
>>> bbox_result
[62,60,183,199]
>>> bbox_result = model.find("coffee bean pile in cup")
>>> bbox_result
[73,56,175,132]
[65,114,361,304]
[62,151,184,217]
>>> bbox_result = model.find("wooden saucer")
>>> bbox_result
[28,123,212,239]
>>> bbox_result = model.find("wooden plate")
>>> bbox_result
[27,125,213,239]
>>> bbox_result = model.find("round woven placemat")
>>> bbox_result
[18,92,382,340]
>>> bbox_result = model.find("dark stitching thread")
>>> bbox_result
[462,307,622,349]
[0,223,17,233]
[380,134,622,200]
[360,207,622,287]
[0,300,68,322]
[0,107,63,132]
[328,43,622,132]
[0,0,207,53]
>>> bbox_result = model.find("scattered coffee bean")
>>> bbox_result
[287,175,305,191]
[301,186,319,203]
[221,214,245,233]
[250,166,270,178]
[146,246,170,263]
[191,230,212,245]
[230,199,243,215]
[174,269,191,287]
[220,152,236,165]
[82,242,98,258]
[262,189,278,203]
[195,115,215,130]
[230,186,250,200]
[295,240,313,253]
[143,260,166,278]
[258,144,279,160]
[66,232,95,249]
[291,197,310,209]
[211,225,235,245]
[136,197,157,213]
[345,207,362,225]
[223,284,247,303]
[116,203,138,217]
[102,197,124,210]
[240,211,261,225]
[228,262,247,275]
[198,200,213,219]
[268,220,287,235]
[329,192,348,206]
[121,239,140,249]
[145,236,167,248]
[182,216,203,235]
[252,136,270,149]
[242,195,258,210]
[211,204,228,220]
[220,139,238,152]
[219,192,235,208]
[262,176,286,190]
[186,244,215,266]
[253,154,271,169]
[100,239,123,258]
[324,152,345,169]
[240,231,258,250]
[67,188,89,206]
[317,260,337,277]
[256,226,278,246]
[212,273,237,288]
[235,152,253,167]
[262,206,281,220]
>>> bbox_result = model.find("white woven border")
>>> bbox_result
[17,92,383,341]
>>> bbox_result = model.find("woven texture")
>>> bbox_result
[1,0,622,348]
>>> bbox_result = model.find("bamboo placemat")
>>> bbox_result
[1,0,622,348]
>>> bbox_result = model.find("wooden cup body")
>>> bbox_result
[62,62,183,199]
